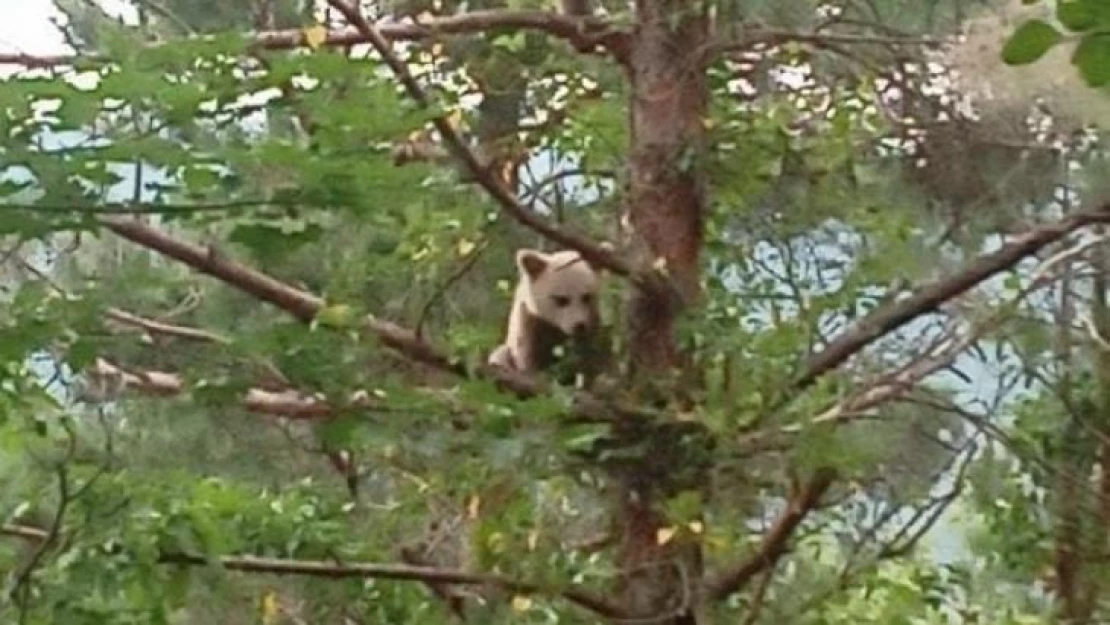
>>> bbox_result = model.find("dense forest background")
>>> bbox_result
[3,0,1110,623]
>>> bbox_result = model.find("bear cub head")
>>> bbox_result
[516,248,603,338]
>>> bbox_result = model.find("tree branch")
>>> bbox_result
[0,523,626,619]
[795,205,1110,390]
[104,307,230,344]
[97,217,648,423]
[0,524,48,542]
[0,11,624,69]
[166,552,624,618]
[100,216,471,380]
[706,467,837,601]
[4,6,648,288]
[255,10,626,56]
[82,358,351,418]
[323,0,644,287]
[707,27,944,59]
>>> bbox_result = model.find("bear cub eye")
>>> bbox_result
[552,295,571,308]
[581,293,593,305]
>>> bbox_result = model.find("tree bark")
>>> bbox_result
[614,1,710,622]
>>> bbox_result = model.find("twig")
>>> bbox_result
[741,564,776,625]
[706,467,837,600]
[796,204,1110,390]
[7,434,76,619]
[414,238,490,340]
[104,308,230,344]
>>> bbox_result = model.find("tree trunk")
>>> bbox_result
[614,1,710,622]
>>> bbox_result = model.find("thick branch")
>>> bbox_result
[796,205,1110,389]
[97,217,650,423]
[100,216,471,378]
[707,467,836,600]
[324,0,642,285]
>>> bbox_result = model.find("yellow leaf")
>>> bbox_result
[527,529,539,551]
[511,595,533,613]
[458,238,477,257]
[487,531,506,553]
[260,591,280,625]
[431,42,444,56]
[656,526,677,546]
[303,25,328,50]
[705,534,728,552]
[467,494,481,519]
[702,117,715,130]
[445,110,463,131]
[316,304,355,329]
[687,520,704,534]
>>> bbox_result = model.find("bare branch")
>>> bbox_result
[805,322,977,428]
[707,467,837,601]
[83,358,361,419]
[0,525,48,542]
[796,205,1110,390]
[104,308,230,344]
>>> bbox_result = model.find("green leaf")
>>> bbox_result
[1001,19,1064,65]
[228,220,324,261]
[1057,0,1097,31]
[1072,33,1110,86]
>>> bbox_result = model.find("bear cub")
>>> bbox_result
[489,247,610,385]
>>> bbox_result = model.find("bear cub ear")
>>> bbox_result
[516,249,549,280]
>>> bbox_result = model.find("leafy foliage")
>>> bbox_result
[0,0,1108,623]
[1003,0,1110,86]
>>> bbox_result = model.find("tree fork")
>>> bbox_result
[614,1,711,622]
